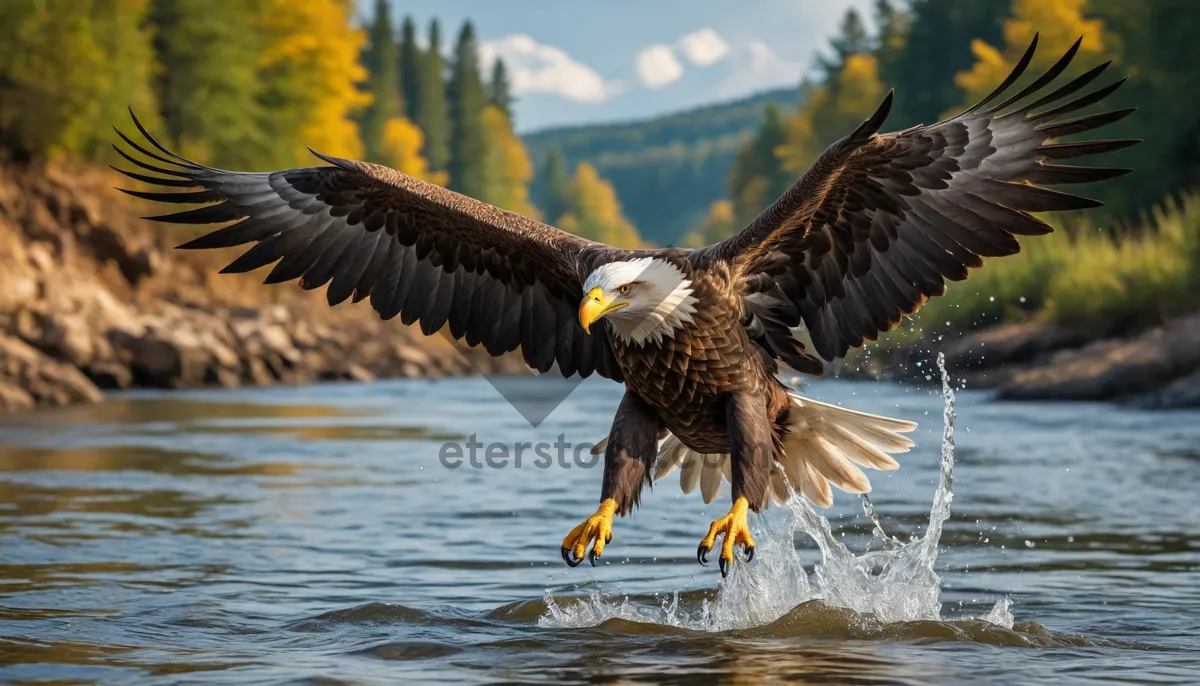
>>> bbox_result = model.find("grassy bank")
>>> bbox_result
[874,193,1200,350]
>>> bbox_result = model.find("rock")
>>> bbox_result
[346,363,374,383]
[210,366,241,389]
[36,312,97,366]
[85,360,133,389]
[998,313,1200,402]
[0,335,102,407]
[245,357,275,386]
[1132,371,1200,409]
[859,319,1092,388]
[108,326,213,388]
[395,344,433,368]
[0,379,34,412]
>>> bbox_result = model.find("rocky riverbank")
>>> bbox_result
[0,163,523,412]
[846,313,1200,409]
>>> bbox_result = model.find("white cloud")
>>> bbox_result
[711,40,804,97]
[677,28,730,67]
[479,34,615,103]
[634,44,684,89]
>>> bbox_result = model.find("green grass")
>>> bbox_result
[865,193,1200,353]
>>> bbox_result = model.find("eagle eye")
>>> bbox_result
[618,284,631,296]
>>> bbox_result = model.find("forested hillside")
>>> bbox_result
[0,0,642,248]
[524,88,803,245]
[711,0,1200,360]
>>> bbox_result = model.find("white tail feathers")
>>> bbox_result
[650,392,917,508]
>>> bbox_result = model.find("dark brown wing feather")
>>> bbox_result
[113,111,625,380]
[696,34,1139,361]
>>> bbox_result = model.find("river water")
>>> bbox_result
[0,364,1197,684]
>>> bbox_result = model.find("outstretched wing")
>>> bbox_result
[700,35,1138,361]
[113,112,624,380]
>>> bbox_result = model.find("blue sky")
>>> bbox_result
[380,0,876,132]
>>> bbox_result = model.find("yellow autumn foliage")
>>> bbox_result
[955,0,1107,110]
[558,163,642,248]
[379,117,446,185]
[480,105,539,218]
[682,199,737,247]
[254,0,369,166]
[781,54,884,176]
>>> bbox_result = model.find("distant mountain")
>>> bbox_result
[523,86,803,246]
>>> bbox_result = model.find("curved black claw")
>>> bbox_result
[588,548,600,567]
[697,544,710,566]
[562,547,584,568]
[719,556,730,578]
[744,545,755,564]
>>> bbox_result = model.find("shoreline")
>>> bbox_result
[4,162,1198,413]
[842,313,1200,409]
[0,163,524,413]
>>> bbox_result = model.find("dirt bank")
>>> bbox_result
[0,163,523,412]
[846,314,1200,408]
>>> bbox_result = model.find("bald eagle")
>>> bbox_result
[115,36,1135,577]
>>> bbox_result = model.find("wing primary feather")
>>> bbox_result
[1035,108,1136,138]
[1035,139,1140,159]
[848,90,894,142]
[128,108,217,172]
[977,179,1103,212]
[110,162,194,186]
[112,127,188,171]
[147,203,247,225]
[963,33,1039,115]
[116,187,221,204]
[1028,78,1128,122]
[983,36,1082,115]
[1023,164,1132,185]
[1004,61,1112,118]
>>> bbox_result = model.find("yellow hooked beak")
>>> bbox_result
[579,287,628,334]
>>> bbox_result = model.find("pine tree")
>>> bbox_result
[149,0,265,168]
[447,21,489,197]
[881,0,1007,129]
[416,19,451,173]
[873,0,911,85]
[358,0,403,162]
[398,16,421,122]
[729,104,791,226]
[488,58,514,122]
[817,8,871,77]
[539,146,569,224]
[1090,0,1199,217]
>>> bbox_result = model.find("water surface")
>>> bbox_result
[0,372,1197,684]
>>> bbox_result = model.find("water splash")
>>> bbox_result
[542,353,1015,632]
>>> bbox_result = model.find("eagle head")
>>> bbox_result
[578,257,698,346]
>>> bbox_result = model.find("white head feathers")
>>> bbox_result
[582,257,698,346]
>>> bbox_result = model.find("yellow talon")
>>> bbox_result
[697,496,756,577]
[561,498,617,567]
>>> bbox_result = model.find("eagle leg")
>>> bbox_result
[561,391,661,568]
[697,391,773,576]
